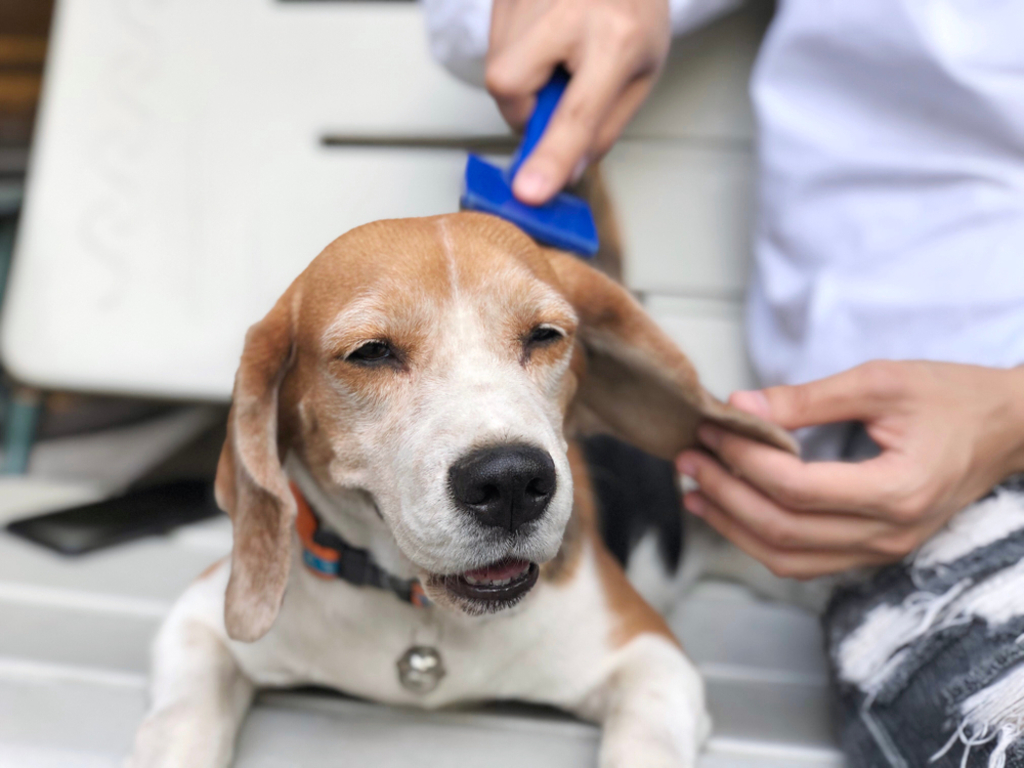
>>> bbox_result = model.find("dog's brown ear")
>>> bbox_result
[215,287,298,642]
[547,250,798,460]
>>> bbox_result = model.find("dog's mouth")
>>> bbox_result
[427,558,539,614]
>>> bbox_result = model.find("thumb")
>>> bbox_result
[728,390,772,420]
[752,366,889,431]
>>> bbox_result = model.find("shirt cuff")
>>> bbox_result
[420,0,746,88]
[669,0,745,36]
[421,0,491,87]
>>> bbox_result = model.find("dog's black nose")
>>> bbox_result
[448,445,556,532]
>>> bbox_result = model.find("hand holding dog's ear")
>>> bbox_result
[545,248,797,460]
[678,361,1024,579]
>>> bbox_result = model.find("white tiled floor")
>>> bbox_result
[0,474,844,768]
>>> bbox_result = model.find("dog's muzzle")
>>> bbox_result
[430,443,556,614]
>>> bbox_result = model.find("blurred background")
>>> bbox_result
[0,1,842,766]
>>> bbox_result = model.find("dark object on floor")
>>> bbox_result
[6,480,221,555]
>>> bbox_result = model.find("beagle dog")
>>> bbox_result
[127,212,795,768]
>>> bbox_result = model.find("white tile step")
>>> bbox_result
[0,663,842,768]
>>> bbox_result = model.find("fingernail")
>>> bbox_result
[513,169,549,202]
[697,424,721,449]
[730,390,771,419]
[676,456,698,478]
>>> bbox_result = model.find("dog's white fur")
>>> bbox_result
[127,213,795,768]
[131,538,707,768]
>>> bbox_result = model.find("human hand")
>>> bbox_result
[486,0,671,204]
[676,361,1024,579]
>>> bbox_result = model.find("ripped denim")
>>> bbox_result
[825,473,1024,768]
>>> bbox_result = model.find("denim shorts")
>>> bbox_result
[825,464,1024,768]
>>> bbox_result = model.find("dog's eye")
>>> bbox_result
[346,341,393,364]
[526,325,565,347]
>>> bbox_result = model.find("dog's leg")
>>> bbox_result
[584,634,710,768]
[127,609,253,768]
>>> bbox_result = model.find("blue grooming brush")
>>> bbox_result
[461,67,599,258]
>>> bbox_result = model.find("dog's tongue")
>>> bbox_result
[464,559,529,582]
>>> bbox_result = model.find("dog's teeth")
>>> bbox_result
[463,574,515,587]
[461,560,530,589]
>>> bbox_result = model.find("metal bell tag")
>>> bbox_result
[397,645,446,694]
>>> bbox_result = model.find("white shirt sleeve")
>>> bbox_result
[420,0,745,87]
[421,0,492,87]
[670,0,745,35]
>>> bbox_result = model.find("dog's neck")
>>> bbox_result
[284,454,419,580]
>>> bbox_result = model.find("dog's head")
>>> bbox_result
[215,213,794,641]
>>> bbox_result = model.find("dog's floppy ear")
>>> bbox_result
[547,250,798,459]
[215,287,298,642]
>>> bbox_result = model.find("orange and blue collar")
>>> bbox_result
[292,482,430,608]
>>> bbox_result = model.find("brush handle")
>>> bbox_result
[508,66,570,180]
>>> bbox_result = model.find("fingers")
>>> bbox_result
[677,450,894,550]
[745,361,911,432]
[693,423,903,517]
[487,9,570,130]
[684,491,894,580]
[591,76,656,157]
[690,359,994,578]
[510,49,639,202]
[485,0,670,204]
[677,450,916,578]
[727,389,771,419]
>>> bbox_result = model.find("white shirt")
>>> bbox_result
[422,0,1024,389]
[748,0,1024,389]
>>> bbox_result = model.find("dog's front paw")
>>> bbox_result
[598,705,709,768]
[595,636,710,768]
[599,734,702,768]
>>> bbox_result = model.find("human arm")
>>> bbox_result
[676,360,1024,579]
[421,0,744,201]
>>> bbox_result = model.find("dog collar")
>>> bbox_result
[291,482,430,608]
